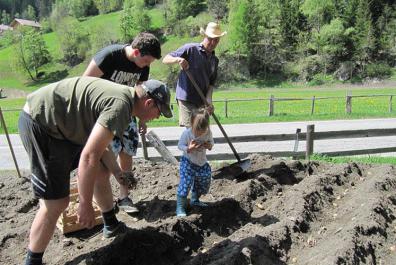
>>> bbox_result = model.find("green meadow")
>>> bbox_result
[2,86,396,134]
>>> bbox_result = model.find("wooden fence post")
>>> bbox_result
[268,95,274,116]
[141,133,149,160]
[346,91,352,114]
[389,96,393,113]
[292,128,301,159]
[0,107,22,178]
[311,96,315,115]
[306,124,315,160]
[145,130,178,165]
[224,99,228,118]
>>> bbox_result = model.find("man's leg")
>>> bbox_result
[26,197,69,264]
[119,152,132,199]
[93,166,114,213]
[117,153,139,213]
[115,119,140,213]
[178,100,199,128]
[93,166,126,238]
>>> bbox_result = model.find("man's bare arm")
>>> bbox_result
[83,60,104,77]
[162,54,189,69]
[77,123,113,227]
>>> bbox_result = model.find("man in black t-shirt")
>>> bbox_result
[83,32,161,213]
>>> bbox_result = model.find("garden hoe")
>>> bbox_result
[185,70,251,176]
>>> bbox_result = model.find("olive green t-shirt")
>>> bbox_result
[27,76,134,145]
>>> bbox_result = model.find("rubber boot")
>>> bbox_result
[176,196,187,217]
[190,191,208,207]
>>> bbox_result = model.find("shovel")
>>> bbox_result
[185,70,251,176]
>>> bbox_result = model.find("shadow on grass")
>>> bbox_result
[25,69,69,88]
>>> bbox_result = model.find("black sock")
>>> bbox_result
[25,249,43,265]
[102,208,119,227]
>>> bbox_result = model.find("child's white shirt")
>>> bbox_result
[178,127,214,166]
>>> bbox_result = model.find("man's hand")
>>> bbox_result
[138,121,147,135]
[77,202,95,229]
[115,171,137,189]
[177,57,189,70]
[206,104,214,115]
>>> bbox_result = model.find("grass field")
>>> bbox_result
[310,154,396,165]
[2,86,396,134]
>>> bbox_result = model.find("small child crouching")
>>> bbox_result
[176,108,214,217]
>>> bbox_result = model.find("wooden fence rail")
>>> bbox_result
[2,93,396,118]
[142,126,396,162]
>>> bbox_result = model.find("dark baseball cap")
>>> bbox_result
[142,80,172,118]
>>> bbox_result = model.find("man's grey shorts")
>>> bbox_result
[177,100,201,127]
[18,111,82,200]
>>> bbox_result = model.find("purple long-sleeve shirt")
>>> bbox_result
[169,43,219,106]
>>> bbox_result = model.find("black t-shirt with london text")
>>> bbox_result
[94,44,149,86]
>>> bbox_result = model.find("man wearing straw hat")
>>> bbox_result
[163,22,227,127]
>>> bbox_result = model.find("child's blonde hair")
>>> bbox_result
[190,108,210,132]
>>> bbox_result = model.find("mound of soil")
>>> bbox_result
[0,154,395,264]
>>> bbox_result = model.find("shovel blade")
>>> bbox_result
[223,159,251,177]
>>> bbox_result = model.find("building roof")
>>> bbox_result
[10,18,41,28]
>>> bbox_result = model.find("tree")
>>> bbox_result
[14,28,52,80]
[207,0,229,20]
[35,0,54,18]
[228,0,249,54]
[93,0,123,14]
[67,0,93,18]
[22,5,36,20]
[165,0,203,26]
[315,18,350,72]
[56,17,91,66]
[278,0,303,54]
[375,3,396,64]
[301,0,335,33]
[1,10,11,24]
[50,1,69,30]
[120,0,151,42]
[353,0,375,69]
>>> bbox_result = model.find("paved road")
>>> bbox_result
[2,118,396,170]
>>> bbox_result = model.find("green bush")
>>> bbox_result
[307,73,333,86]
[283,61,300,81]
[298,55,324,82]
[0,30,15,49]
[364,63,392,78]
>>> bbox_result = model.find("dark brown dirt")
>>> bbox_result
[0,154,395,264]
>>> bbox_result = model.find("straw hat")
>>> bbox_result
[200,22,227,38]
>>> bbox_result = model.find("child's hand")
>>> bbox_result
[202,141,213,150]
[187,139,202,153]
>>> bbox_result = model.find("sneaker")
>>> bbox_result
[117,197,139,213]
[103,221,127,238]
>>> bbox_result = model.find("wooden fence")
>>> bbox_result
[215,93,396,117]
[1,93,395,119]
[141,125,396,162]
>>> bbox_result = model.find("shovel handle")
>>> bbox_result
[185,70,242,162]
